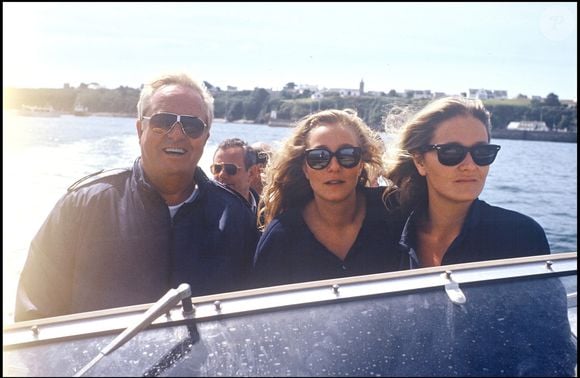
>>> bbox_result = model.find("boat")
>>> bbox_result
[73,104,90,117]
[268,119,295,127]
[491,128,577,143]
[18,105,60,117]
[3,252,577,376]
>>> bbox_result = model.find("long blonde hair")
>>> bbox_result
[383,96,492,214]
[259,109,385,229]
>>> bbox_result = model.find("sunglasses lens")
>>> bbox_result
[306,149,331,169]
[148,113,206,138]
[336,147,362,168]
[180,116,206,138]
[211,164,238,175]
[437,145,467,166]
[210,164,222,174]
[434,144,500,166]
[305,147,362,170]
[224,164,238,175]
[149,113,177,133]
[472,145,500,166]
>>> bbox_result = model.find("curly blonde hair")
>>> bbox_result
[258,109,386,229]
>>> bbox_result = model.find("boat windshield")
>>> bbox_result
[3,254,577,377]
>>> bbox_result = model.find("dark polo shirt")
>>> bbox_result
[253,187,401,287]
[397,198,550,269]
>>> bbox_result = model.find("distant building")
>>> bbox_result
[507,121,549,131]
[560,99,577,108]
[297,84,319,94]
[359,79,364,96]
[365,91,384,97]
[493,90,508,99]
[468,88,508,100]
[405,89,432,99]
[325,88,361,97]
[226,85,238,92]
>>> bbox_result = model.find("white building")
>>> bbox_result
[404,89,432,99]
[506,121,549,131]
[468,89,508,100]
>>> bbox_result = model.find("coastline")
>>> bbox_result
[214,118,267,125]
[491,129,577,143]
[267,119,296,128]
[211,118,578,143]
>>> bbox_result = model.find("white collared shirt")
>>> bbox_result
[167,185,199,219]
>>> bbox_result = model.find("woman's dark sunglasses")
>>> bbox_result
[210,163,242,176]
[142,112,207,139]
[421,143,501,166]
[305,146,362,170]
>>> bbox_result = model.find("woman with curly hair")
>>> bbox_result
[253,109,401,287]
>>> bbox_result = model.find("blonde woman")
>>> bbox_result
[382,97,575,376]
[253,109,401,287]
[384,96,549,268]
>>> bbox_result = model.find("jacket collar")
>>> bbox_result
[132,157,211,202]
[398,199,482,269]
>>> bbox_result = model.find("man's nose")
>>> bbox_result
[167,122,187,137]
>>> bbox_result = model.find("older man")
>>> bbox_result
[15,73,258,321]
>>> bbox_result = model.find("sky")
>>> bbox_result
[3,2,577,99]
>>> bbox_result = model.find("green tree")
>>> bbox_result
[557,114,572,131]
[485,103,528,129]
[541,107,561,130]
[544,93,560,107]
[244,88,270,121]
[227,100,244,121]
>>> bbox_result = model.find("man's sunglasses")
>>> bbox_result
[142,112,207,139]
[256,151,269,165]
[210,163,242,176]
[421,143,501,166]
[305,146,362,170]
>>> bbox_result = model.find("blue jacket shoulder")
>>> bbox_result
[67,168,131,193]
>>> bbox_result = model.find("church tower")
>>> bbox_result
[359,78,364,96]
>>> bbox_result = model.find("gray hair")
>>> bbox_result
[137,72,214,128]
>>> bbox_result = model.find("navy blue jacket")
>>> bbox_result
[398,198,550,269]
[15,159,259,321]
[253,187,401,287]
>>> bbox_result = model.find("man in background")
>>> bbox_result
[250,141,273,195]
[15,73,258,321]
[211,138,260,215]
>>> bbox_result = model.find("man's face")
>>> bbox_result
[137,84,209,182]
[212,146,253,201]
